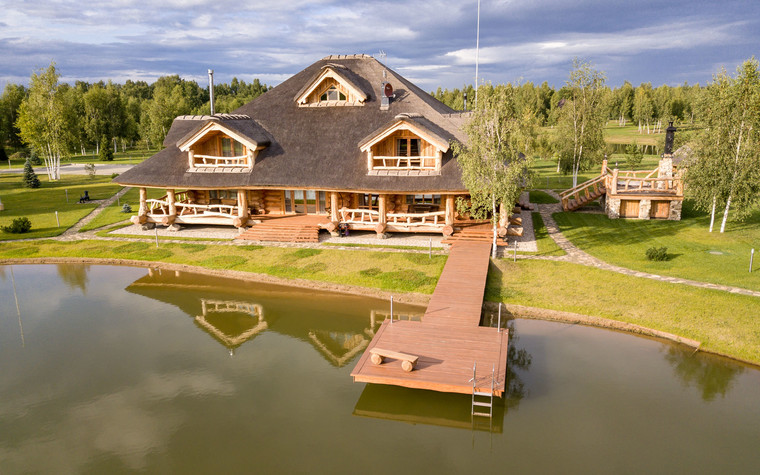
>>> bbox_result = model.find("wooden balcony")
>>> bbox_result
[193,154,249,167]
[372,155,437,170]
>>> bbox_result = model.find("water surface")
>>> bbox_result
[1,264,759,474]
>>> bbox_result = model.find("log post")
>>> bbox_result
[138,187,148,217]
[445,194,455,226]
[601,158,607,175]
[498,201,508,236]
[378,194,387,225]
[235,189,249,227]
[167,189,177,217]
[611,168,619,194]
[330,192,339,222]
[188,150,195,170]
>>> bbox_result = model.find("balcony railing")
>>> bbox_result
[146,198,238,218]
[339,208,445,227]
[194,154,249,167]
[372,155,437,170]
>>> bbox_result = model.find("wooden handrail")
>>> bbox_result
[340,207,380,223]
[559,174,607,201]
[194,154,249,167]
[373,155,437,170]
[387,210,445,226]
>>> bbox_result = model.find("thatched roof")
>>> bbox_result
[115,54,469,193]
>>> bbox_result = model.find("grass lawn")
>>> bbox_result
[528,190,558,204]
[0,240,447,294]
[530,212,565,257]
[79,187,164,232]
[4,148,157,168]
[553,202,760,292]
[530,156,661,190]
[486,259,760,364]
[0,174,122,240]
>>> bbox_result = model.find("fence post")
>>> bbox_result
[751,249,755,273]
[55,211,60,228]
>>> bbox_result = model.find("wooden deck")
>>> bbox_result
[351,241,509,396]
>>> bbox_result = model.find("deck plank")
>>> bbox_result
[351,241,509,395]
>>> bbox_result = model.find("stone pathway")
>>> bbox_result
[60,187,133,238]
[532,191,760,299]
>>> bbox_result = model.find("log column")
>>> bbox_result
[133,187,149,224]
[234,189,249,227]
[326,192,340,236]
[163,189,177,226]
[376,194,387,237]
[188,150,195,170]
[442,194,455,236]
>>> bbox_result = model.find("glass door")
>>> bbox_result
[293,190,306,214]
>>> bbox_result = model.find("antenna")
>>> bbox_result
[474,0,481,106]
[378,50,387,60]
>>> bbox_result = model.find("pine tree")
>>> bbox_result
[23,160,40,188]
[99,136,114,161]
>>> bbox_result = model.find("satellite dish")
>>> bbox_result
[384,83,394,98]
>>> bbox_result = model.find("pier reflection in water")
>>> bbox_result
[125,267,425,365]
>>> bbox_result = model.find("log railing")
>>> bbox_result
[340,208,380,224]
[559,174,607,210]
[146,198,237,217]
[194,154,249,167]
[372,155,437,170]
[387,210,445,226]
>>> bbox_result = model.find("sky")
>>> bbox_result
[1,0,758,92]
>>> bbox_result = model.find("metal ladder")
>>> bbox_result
[470,362,494,418]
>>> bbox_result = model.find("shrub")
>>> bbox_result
[110,173,119,179]
[22,160,40,188]
[29,149,42,166]
[0,146,8,162]
[84,163,96,178]
[99,138,114,161]
[625,141,644,169]
[121,203,132,213]
[646,246,669,261]
[9,151,28,162]
[2,217,32,233]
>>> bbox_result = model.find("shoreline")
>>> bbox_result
[3,256,758,370]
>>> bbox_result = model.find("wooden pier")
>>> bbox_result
[351,241,509,396]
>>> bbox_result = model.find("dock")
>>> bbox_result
[351,241,509,396]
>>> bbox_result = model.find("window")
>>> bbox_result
[396,138,420,156]
[320,86,346,102]
[406,194,441,205]
[359,194,379,210]
[209,190,235,200]
[220,137,244,157]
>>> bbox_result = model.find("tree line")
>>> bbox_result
[0,62,269,172]
[432,79,702,129]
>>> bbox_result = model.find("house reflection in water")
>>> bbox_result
[125,267,425,365]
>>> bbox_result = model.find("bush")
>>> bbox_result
[625,141,644,169]
[29,149,42,166]
[23,160,41,188]
[9,151,28,162]
[0,146,8,162]
[84,163,96,178]
[646,246,669,261]
[2,217,32,234]
[99,138,114,161]
[121,203,132,213]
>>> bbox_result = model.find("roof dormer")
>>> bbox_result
[176,114,270,172]
[294,64,368,107]
[359,114,450,175]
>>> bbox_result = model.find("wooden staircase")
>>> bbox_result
[559,174,607,211]
[236,222,321,243]
[442,224,510,246]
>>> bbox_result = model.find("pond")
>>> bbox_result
[1,264,759,473]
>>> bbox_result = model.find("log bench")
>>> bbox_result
[369,348,419,372]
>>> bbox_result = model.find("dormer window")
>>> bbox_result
[221,137,244,157]
[320,86,346,102]
[397,138,420,157]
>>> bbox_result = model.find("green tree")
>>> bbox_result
[686,58,760,232]
[554,58,607,187]
[16,62,74,180]
[98,135,114,161]
[453,83,535,258]
[625,140,643,168]
[633,84,654,133]
[23,160,40,188]
[139,75,196,148]
[0,83,26,148]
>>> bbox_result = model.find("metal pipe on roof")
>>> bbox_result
[208,69,215,116]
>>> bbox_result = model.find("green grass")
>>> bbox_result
[0,239,447,294]
[531,212,565,256]
[553,202,760,292]
[79,187,164,232]
[528,190,558,204]
[4,147,158,168]
[486,259,760,364]
[0,174,122,240]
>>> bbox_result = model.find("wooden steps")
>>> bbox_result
[236,223,321,243]
[564,185,606,211]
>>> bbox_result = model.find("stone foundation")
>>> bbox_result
[669,200,683,220]
[606,197,621,219]
[638,199,651,220]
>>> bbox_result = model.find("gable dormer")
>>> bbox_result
[176,114,270,172]
[294,63,368,107]
[359,114,450,175]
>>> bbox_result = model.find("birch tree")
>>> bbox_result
[554,58,606,188]
[686,58,760,232]
[16,63,73,180]
[453,84,535,258]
